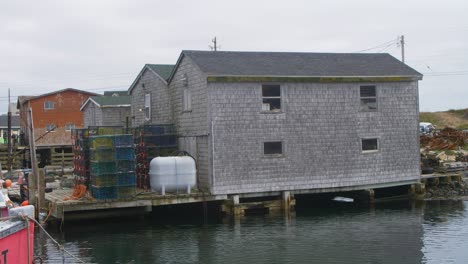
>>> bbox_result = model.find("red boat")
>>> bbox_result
[0,189,34,264]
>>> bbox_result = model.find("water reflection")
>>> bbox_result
[422,200,468,264]
[34,200,468,264]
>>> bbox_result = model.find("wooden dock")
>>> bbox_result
[421,172,466,186]
[5,176,436,221]
[12,188,227,220]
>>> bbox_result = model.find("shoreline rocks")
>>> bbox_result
[425,178,468,198]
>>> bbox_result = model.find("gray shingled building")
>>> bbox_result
[130,50,423,196]
[81,92,131,127]
[128,64,175,126]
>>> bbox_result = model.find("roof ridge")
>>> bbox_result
[179,50,422,78]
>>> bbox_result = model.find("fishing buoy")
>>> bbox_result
[4,179,12,188]
[21,200,29,206]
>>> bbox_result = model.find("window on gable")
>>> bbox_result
[144,93,151,120]
[44,101,54,110]
[183,88,192,111]
[262,85,281,112]
[264,141,283,156]
[65,123,75,131]
[46,124,56,132]
[361,138,379,152]
[360,86,377,111]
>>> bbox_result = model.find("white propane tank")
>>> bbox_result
[149,156,196,195]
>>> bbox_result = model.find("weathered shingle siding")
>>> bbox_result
[83,104,103,127]
[130,68,172,127]
[169,56,211,192]
[196,136,210,191]
[169,56,209,135]
[101,107,131,126]
[209,81,420,195]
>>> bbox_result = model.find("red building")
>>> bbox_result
[17,88,98,147]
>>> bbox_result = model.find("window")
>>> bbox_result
[360,86,377,111]
[65,123,75,131]
[46,124,56,132]
[264,141,283,156]
[262,85,281,112]
[361,138,378,152]
[183,88,191,111]
[44,101,54,110]
[144,93,151,120]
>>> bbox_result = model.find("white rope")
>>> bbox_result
[26,216,87,263]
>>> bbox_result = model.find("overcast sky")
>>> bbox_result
[1,0,466,114]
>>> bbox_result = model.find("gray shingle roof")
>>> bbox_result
[182,50,422,77]
[89,96,131,107]
[0,115,20,128]
[104,91,128,96]
[146,64,175,81]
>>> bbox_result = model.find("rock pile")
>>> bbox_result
[421,127,467,151]
[425,178,468,198]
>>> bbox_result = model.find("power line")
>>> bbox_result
[352,38,398,53]
[376,42,398,53]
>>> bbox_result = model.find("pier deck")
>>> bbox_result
[48,189,227,219]
[6,177,427,220]
[8,188,227,220]
[421,172,466,180]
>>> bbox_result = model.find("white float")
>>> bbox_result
[149,156,196,195]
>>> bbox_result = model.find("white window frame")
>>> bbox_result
[65,123,75,131]
[361,138,379,153]
[359,85,377,112]
[44,101,55,110]
[261,84,281,112]
[183,88,192,111]
[144,93,151,120]
[263,141,283,156]
[46,124,56,132]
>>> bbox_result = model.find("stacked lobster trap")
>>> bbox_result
[72,124,179,197]
[89,134,136,200]
[134,125,178,189]
[72,129,90,187]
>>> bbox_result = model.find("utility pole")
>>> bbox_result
[7,89,12,173]
[27,106,43,216]
[209,37,218,51]
[399,35,405,63]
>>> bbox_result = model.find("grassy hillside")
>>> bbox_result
[420,108,468,130]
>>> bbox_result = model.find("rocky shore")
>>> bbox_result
[425,177,468,198]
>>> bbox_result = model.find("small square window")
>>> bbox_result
[264,141,283,155]
[44,101,54,110]
[360,86,377,111]
[262,85,281,112]
[361,138,378,152]
[46,124,56,132]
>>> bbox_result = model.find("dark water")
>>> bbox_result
[34,199,468,264]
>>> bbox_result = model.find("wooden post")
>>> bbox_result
[61,148,65,175]
[232,195,242,216]
[38,168,45,211]
[7,89,12,173]
[282,191,291,212]
[7,110,12,173]
[27,107,42,215]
